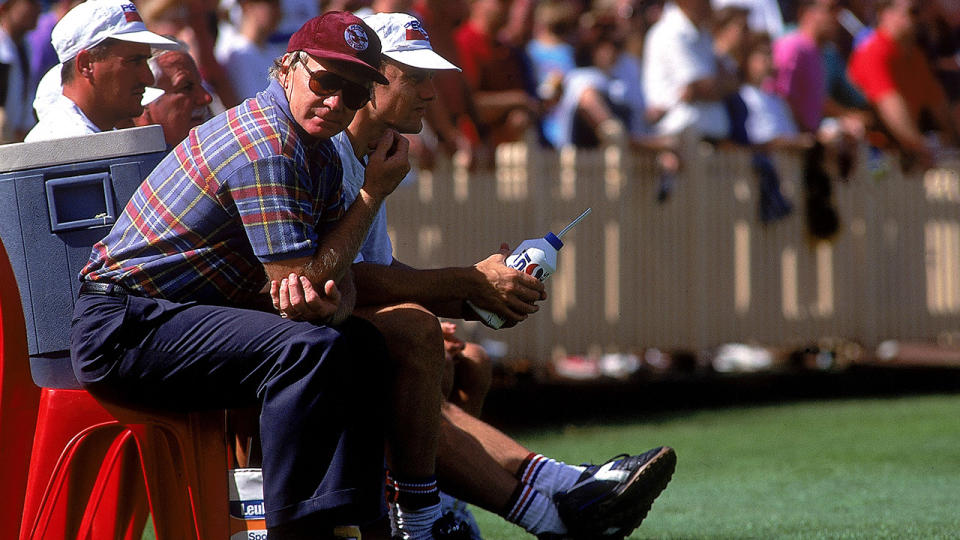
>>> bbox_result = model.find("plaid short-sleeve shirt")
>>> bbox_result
[81,80,345,304]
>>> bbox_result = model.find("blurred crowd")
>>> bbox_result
[2,0,958,173]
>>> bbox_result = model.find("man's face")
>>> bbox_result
[370,60,436,134]
[90,40,155,124]
[810,0,840,42]
[149,51,212,145]
[3,0,40,38]
[885,0,920,40]
[284,53,368,140]
[473,0,510,29]
[676,0,712,26]
[241,0,281,38]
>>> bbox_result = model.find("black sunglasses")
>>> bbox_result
[297,56,372,110]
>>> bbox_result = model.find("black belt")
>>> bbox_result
[79,281,135,298]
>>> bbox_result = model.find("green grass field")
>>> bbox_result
[470,394,960,539]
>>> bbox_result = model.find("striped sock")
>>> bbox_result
[517,453,586,497]
[386,474,442,540]
[393,476,441,510]
[503,482,566,536]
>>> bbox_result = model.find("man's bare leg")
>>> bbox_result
[354,303,445,536]
[449,342,492,418]
[355,303,444,478]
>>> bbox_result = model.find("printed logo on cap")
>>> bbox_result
[344,24,369,51]
[404,20,429,42]
[120,3,142,23]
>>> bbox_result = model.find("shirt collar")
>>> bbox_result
[263,79,293,123]
[56,94,102,133]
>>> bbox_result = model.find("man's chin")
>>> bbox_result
[304,120,346,140]
[391,119,423,135]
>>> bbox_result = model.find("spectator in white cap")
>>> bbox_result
[24,0,178,141]
[273,11,677,540]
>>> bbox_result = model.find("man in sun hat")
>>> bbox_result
[23,0,179,141]
[69,11,413,539]
[272,11,678,540]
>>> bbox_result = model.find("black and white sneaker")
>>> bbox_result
[390,509,473,540]
[551,447,676,539]
[431,511,474,539]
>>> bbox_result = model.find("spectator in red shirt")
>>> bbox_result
[454,0,539,147]
[848,0,959,169]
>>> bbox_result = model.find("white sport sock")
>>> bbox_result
[518,453,586,497]
[504,483,567,536]
[394,501,442,540]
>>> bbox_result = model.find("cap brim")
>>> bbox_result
[141,86,164,106]
[383,49,461,72]
[302,49,389,84]
[112,30,180,50]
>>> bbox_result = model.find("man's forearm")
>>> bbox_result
[263,189,383,285]
[352,261,478,318]
[876,93,927,153]
[306,189,384,282]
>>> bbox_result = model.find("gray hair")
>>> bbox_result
[269,51,299,81]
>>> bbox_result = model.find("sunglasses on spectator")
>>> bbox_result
[297,56,372,110]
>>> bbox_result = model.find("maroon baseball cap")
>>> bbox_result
[287,11,388,84]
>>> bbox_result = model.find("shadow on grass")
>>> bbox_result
[480,366,960,432]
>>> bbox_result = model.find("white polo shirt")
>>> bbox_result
[24,92,101,142]
[331,131,394,266]
[642,2,729,138]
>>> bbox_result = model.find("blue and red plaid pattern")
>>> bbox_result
[82,80,344,304]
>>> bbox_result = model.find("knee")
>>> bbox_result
[452,342,492,405]
[459,343,492,377]
[284,322,389,387]
[383,304,445,377]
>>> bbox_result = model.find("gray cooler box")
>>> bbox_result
[0,126,167,388]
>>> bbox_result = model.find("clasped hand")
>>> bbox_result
[271,274,340,323]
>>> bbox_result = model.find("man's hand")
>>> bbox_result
[271,273,340,322]
[362,129,410,201]
[441,321,466,359]
[470,243,547,327]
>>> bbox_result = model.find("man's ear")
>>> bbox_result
[75,50,94,80]
[279,52,295,86]
[282,52,299,73]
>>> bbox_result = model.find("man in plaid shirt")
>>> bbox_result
[70,12,415,539]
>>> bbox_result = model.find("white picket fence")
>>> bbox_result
[384,141,960,361]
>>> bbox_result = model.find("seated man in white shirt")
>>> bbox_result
[274,12,677,540]
[24,0,177,142]
[642,0,735,139]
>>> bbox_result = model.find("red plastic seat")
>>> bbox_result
[0,239,230,540]
[0,238,40,540]
[20,389,229,539]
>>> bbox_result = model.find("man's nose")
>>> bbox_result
[141,65,156,87]
[420,80,437,101]
[323,91,345,110]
